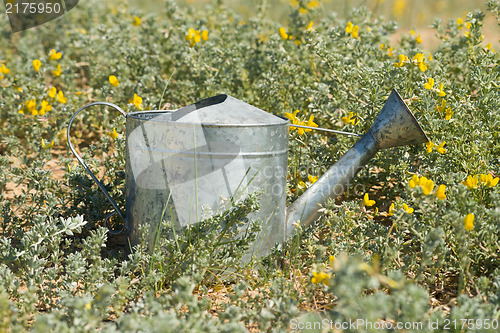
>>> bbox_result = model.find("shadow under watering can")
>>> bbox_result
[67,90,428,259]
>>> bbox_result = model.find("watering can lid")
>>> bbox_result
[172,94,287,126]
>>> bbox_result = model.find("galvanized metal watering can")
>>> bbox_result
[67,90,428,258]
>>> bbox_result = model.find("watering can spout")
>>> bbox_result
[285,89,428,238]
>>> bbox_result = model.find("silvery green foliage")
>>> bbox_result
[0,0,499,331]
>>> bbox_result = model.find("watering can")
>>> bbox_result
[67,90,428,258]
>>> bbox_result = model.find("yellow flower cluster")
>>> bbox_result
[49,49,62,60]
[297,174,318,191]
[408,175,446,199]
[426,140,446,154]
[41,138,55,149]
[284,110,318,136]
[185,28,208,47]
[435,100,453,120]
[341,112,360,126]
[107,128,119,140]
[133,16,141,26]
[292,0,321,15]
[109,75,119,87]
[409,29,422,44]
[380,201,415,216]
[129,93,143,109]
[345,22,359,39]
[0,63,10,79]
[311,270,330,285]
[461,174,499,189]
[52,64,62,77]
[424,78,446,96]
[43,49,63,77]
[279,27,301,45]
[48,86,67,103]
[464,213,474,231]
[33,59,42,72]
[20,98,53,116]
[363,193,375,206]
[394,53,428,72]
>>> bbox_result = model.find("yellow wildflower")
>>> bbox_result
[308,174,318,184]
[329,255,335,266]
[57,90,67,104]
[305,115,318,132]
[388,203,395,216]
[307,1,321,9]
[415,34,422,44]
[412,53,427,71]
[457,18,464,30]
[133,16,141,26]
[464,213,474,231]
[341,112,359,125]
[285,110,300,129]
[311,271,330,285]
[52,64,62,77]
[392,0,407,18]
[306,21,314,31]
[436,141,446,154]
[351,25,359,38]
[435,100,453,120]
[426,141,434,153]
[479,174,499,187]
[436,83,446,97]
[201,30,208,41]
[413,53,424,63]
[462,175,478,190]
[48,86,57,98]
[424,78,434,90]
[445,108,453,120]
[420,177,434,195]
[109,75,119,87]
[345,22,353,34]
[379,43,384,50]
[279,27,288,40]
[41,138,55,149]
[108,127,118,140]
[129,93,143,109]
[48,49,62,60]
[298,7,308,15]
[388,47,394,57]
[0,63,10,74]
[409,174,420,188]
[33,59,42,72]
[38,100,52,116]
[25,99,37,115]
[297,123,305,136]
[402,203,414,214]
[394,54,407,68]
[435,184,446,200]
[363,193,376,207]
[380,202,396,217]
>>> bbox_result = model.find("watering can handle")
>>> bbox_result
[67,102,127,235]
